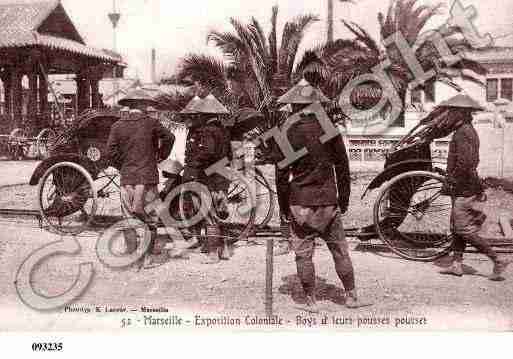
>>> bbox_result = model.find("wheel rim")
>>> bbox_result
[374,171,454,261]
[222,173,257,241]
[92,169,123,225]
[249,168,275,228]
[8,128,28,160]
[37,129,57,159]
[172,172,257,245]
[39,163,97,235]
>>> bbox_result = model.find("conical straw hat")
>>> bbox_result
[437,94,484,111]
[180,96,203,114]
[118,88,161,107]
[194,94,229,114]
[277,79,330,104]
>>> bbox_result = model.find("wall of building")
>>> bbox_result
[343,69,513,176]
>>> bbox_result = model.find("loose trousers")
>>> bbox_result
[290,205,355,297]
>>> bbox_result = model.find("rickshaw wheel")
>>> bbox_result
[38,162,97,235]
[373,170,454,262]
[91,168,123,224]
[8,128,30,160]
[221,170,259,241]
[232,167,275,228]
[36,128,57,159]
[175,174,257,246]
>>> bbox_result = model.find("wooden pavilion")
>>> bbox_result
[0,0,125,132]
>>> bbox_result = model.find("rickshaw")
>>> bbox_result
[27,98,468,263]
[0,126,57,160]
[355,103,473,262]
[28,109,276,242]
[29,109,122,234]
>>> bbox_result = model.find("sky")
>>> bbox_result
[58,0,513,82]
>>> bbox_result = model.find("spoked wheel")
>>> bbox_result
[174,174,257,246]
[93,168,123,225]
[373,171,454,261]
[38,162,97,235]
[36,128,57,159]
[8,128,30,160]
[234,167,275,228]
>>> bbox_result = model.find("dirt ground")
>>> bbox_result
[1,161,513,331]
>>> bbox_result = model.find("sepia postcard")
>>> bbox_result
[1,1,513,351]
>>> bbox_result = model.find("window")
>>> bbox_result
[487,78,499,102]
[501,78,513,101]
[424,82,436,103]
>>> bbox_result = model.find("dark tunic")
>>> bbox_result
[284,113,350,209]
[183,121,231,192]
[446,122,483,197]
[107,114,174,186]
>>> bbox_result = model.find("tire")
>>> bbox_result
[91,168,123,223]
[9,128,23,139]
[244,167,275,228]
[36,128,57,159]
[8,128,29,160]
[38,162,97,235]
[373,170,454,262]
[221,170,257,243]
[174,172,257,245]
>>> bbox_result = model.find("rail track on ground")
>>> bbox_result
[1,207,512,255]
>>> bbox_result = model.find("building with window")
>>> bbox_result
[0,0,125,133]
[345,46,513,174]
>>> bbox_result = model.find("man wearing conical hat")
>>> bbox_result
[274,79,370,309]
[107,89,175,268]
[273,81,331,257]
[438,94,512,279]
[181,94,233,264]
[181,96,202,116]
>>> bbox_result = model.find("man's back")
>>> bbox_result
[447,122,481,197]
[108,114,174,185]
[183,121,231,192]
[184,122,231,169]
[286,113,350,207]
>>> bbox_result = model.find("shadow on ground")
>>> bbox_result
[278,274,346,305]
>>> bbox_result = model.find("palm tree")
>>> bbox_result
[300,0,486,127]
[173,7,319,128]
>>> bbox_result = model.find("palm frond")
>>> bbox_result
[399,0,419,32]
[207,30,247,64]
[283,14,320,78]
[450,57,487,76]
[250,17,271,61]
[405,4,434,42]
[406,3,444,43]
[341,20,380,55]
[294,50,328,86]
[176,53,229,97]
[387,0,398,36]
[268,6,279,75]
[174,6,320,123]
[228,18,273,108]
[278,14,319,77]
